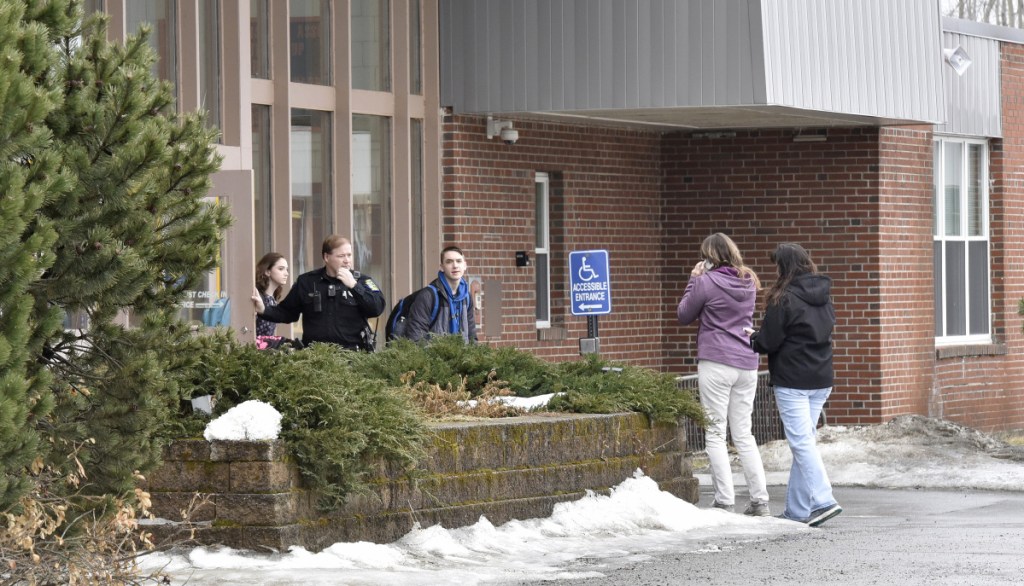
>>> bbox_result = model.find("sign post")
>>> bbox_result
[569,250,612,355]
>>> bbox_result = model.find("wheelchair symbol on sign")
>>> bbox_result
[578,257,599,282]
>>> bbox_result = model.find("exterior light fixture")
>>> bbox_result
[944,46,971,76]
[793,129,827,143]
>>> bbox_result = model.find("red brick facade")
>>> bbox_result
[441,40,1024,432]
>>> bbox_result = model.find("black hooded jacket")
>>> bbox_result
[750,273,835,390]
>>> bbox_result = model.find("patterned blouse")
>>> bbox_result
[256,292,277,336]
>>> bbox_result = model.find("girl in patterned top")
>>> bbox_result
[255,252,289,337]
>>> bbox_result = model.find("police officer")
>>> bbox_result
[252,235,385,350]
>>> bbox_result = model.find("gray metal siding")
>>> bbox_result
[760,0,944,122]
[935,32,1001,138]
[440,0,766,113]
[440,0,947,125]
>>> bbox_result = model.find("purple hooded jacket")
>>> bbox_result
[676,267,759,371]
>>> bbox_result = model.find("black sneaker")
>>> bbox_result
[806,504,842,527]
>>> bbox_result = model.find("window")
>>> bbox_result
[351,0,390,91]
[252,104,273,255]
[409,0,422,95]
[291,109,333,276]
[290,0,332,85]
[352,115,392,302]
[250,0,270,79]
[410,118,425,286]
[126,0,178,99]
[535,173,550,328]
[933,138,989,343]
[198,0,222,135]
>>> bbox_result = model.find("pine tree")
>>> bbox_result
[33,8,232,498]
[0,0,67,512]
[1,2,229,578]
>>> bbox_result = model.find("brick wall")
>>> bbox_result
[662,128,889,425]
[443,103,1024,432]
[442,115,668,368]
[925,42,1024,432]
[876,126,935,421]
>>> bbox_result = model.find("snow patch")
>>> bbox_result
[203,400,281,441]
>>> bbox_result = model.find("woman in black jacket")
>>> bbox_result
[749,243,842,527]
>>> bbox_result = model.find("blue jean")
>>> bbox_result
[774,386,838,521]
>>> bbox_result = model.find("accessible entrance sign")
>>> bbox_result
[569,250,612,316]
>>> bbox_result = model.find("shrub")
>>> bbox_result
[176,341,428,511]
[174,337,705,509]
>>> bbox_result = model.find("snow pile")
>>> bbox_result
[144,413,1024,584]
[760,414,1024,491]
[203,400,282,441]
[138,470,800,585]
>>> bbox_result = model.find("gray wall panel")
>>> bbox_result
[440,0,946,125]
[760,0,944,122]
[935,32,1001,137]
[647,0,663,107]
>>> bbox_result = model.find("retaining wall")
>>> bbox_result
[146,412,697,551]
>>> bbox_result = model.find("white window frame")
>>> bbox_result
[933,136,991,345]
[535,172,551,329]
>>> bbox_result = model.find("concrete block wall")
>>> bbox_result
[146,413,697,551]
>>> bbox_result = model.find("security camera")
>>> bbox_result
[500,127,519,145]
[486,116,519,145]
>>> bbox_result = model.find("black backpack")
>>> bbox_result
[385,284,440,342]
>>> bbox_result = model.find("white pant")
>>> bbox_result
[698,360,769,506]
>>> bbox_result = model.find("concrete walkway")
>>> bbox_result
[520,483,1024,585]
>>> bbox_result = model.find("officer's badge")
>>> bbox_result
[364,279,380,292]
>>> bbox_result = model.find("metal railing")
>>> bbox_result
[677,371,786,452]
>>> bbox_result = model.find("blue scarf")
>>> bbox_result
[438,271,469,334]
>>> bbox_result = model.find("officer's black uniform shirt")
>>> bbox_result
[259,267,386,349]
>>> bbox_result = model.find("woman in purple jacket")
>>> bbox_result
[677,233,770,516]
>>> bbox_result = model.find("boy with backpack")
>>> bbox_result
[387,245,477,343]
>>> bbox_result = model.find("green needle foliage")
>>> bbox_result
[2,2,231,579]
[173,340,429,512]
[174,336,704,512]
[0,0,66,512]
[33,7,231,501]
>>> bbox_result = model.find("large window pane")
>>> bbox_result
[943,142,962,236]
[252,105,273,255]
[968,241,990,335]
[250,0,270,79]
[199,0,222,135]
[352,115,392,303]
[933,142,940,236]
[126,1,178,100]
[933,241,942,336]
[944,242,966,337]
[83,0,104,15]
[352,0,390,91]
[291,109,333,276]
[410,119,424,286]
[409,0,422,95]
[535,173,550,327]
[968,144,983,237]
[290,0,332,85]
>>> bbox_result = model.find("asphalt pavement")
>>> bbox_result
[516,483,1024,585]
